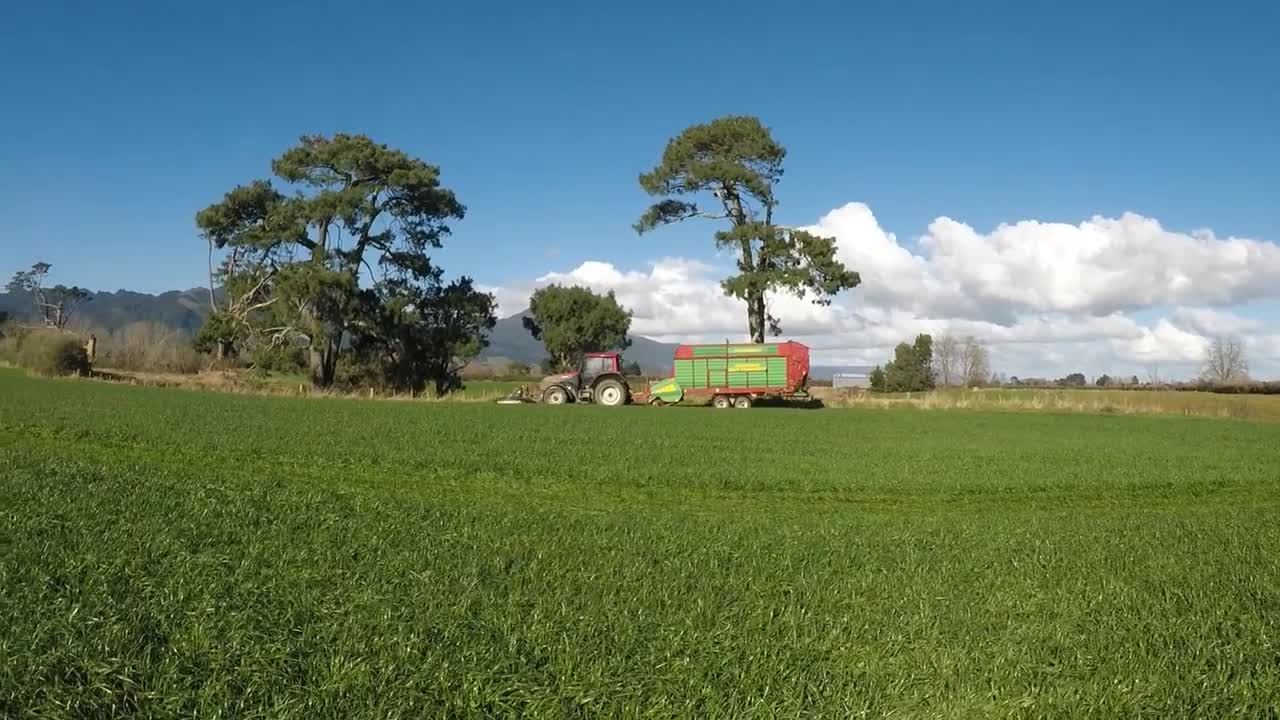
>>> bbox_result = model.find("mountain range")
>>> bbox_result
[0,288,852,379]
[0,288,681,374]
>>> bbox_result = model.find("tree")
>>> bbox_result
[934,334,960,386]
[869,366,887,392]
[196,134,494,389]
[635,115,860,342]
[878,334,935,392]
[6,263,91,331]
[1096,374,1114,387]
[936,334,990,387]
[522,284,632,370]
[1145,364,1162,385]
[959,336,991,387]
[1057,373,1087,387]
[351,275,496,395]
[1201,335,1249,384]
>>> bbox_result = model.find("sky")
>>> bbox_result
[2,0,1278,378]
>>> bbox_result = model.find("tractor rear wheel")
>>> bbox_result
[733,396,753,409]
[543,386,568,405]
[595,378,627,407]
[712,395,732,409]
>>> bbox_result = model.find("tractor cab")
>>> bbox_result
[580,352,622,384]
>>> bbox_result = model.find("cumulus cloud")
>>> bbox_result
[807,202,1280,320]
[487,202,1280,379]
[1169,307,1258,337]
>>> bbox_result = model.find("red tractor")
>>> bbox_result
[535,352,632,407]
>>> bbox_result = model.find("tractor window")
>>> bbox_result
[585,356,612,376]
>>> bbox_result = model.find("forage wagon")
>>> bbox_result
[501,341,812,408]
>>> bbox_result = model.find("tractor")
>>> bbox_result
[533,352,632,407]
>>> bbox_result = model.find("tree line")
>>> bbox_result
[863,332,1255,393]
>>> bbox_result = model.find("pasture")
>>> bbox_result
[1,368,1278,717]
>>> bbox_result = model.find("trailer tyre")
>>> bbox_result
[712,395,732,409]
[733,396,753,409]
[543,386,568,405]
[595,378,627,407]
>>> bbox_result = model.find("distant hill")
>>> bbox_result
[0,288,212,335]
[1,288,846,379]
[0,289,680,374]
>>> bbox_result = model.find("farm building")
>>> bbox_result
[832,366,875,389]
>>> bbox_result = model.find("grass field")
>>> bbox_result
[2,369,1279,717]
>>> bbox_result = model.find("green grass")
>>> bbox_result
[2,368,1278,718]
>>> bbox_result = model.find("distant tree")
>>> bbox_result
[1129,375,1140,386]
[878,334,934,392]
[1201,335,1249,384]
[522,284,632,370]
[934,334,959,386]
[195,134,494,389]
[0,310,9,337]
[911,334,935,391]
[1145,364,1162,385]
[504,360,531,377]
[1057,373,1087,387]
[868,366,887,392]
[635,115,860,342]
[1096,374,1114,387]
[6,262,91,331]
[958,336,991,387]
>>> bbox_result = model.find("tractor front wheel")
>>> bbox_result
[594,378,627,407]
[543,386,568,405]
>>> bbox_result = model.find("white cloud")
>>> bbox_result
[534,258,844,339]
[806,203,1280,320]
[1111,320,1210,366]
[1169,307,1258,337]
[487,202,1280,379]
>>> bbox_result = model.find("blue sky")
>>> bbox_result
[2,0,1276,292]
[2,0,1278,376]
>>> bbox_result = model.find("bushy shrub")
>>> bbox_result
[97,322,204,374]
[249,342,307,374]
[17,330,90,377]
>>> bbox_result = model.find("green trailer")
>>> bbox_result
[643,341,811,408]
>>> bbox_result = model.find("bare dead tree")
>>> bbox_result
[934,334,959,386]
[958,336,991,387]
[6,262,91,331]
[1201,336,1249,384]
[1145,364,1162,386]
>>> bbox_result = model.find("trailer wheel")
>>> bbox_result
[595,378,627,407]
[733,396,753,409]
[712,395,732,409]
[543,386,568,405]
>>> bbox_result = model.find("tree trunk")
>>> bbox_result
[746,291,766,343]
[310,334,340,387]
